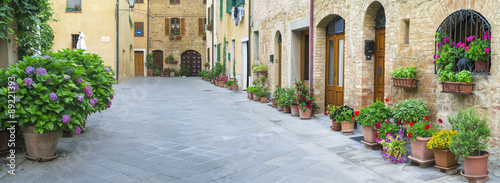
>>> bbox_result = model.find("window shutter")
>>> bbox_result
[180,18,185,36]
[217,44,220,62]
[236,0,245,6]
[198,18,204,35]
[226,0,232,13]
[219,0,223,19]
[165,18,170,35]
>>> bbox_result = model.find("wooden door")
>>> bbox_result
[325,34,345,107]
[152,50,163,72]
[278,42,282,87]
[374,28,385,102]
[181,50,202,76]
[134,51,144,76]
[301,30,310,84]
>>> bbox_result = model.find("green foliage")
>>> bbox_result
[272,86,283,99]
[449,107,491,157]
[0,55,90,134]
[392,66,416,79]
[179,64,191,76]
[251,64,267,72]
[165,54,175,62]
[146,53,155,69]
[355,100,392,127]
[437,69,457,82]
[204,71,212,79]
[377,119,401,139]
[456,70,472,83]
[325,105,338,119]
[392,98,430,122]
[223,36,227,75]
[379,129,409,164]
[198,70,205,77]
[214,62,223,77]
[434,33,459,71]
[275,87,295,107]
[225,80,233,86]
[247,86,259,94]
[334,106,354,123]
[465,36,490,62]
[295,81,319,112]
[256,89,268,97]
[152,68,159,75]
[406,120,439,141]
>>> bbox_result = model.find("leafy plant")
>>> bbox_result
[355,100,392,128]
[392,98,430,123]
[165,54,175,62]
[179,64,191,76]
[276,87,295,107]
[247,86,259,94]
[333,106,355,123]
[406,118,439,141]
[198,70,205,77]
[225,80,234,86]
[392,66,416,79]
[272,86,283,100]
[153,68,160,75]
[465,33,490,62]
[426,129,457,149]
[449,107,490,157]
[146,53,155,69]
[437,69,457,82]
[375,118,401,140]
[214,62,223,77]
[378,129,409,164]
[295,81,319,112]
[251,64,267,72]
[434,33,460,71]
[325,105,338,120]
[456,70,472,83]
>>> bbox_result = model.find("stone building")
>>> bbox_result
[49,0,135,82]
[132,0,149,77]
[251,0,500,174]
[149,0,207,76]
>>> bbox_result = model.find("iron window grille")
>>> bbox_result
[71,34,79,49]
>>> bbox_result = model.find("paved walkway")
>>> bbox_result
[1,77,499,182]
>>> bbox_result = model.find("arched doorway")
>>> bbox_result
[152,50,163,74]
[373,7,386,103]
[181,50,202,76]
[325,16,345,107]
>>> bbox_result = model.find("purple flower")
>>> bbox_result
[485,48,490,53]
[93,97,98,103]
[437,42,443,47]
[89,100,95,108]
[112,76,116,80]
[46,77,51,83]
[110,94,114,100]
[76,78,84,83]
[14,96,20,103]
[83,85,93,97]
[36,68,47,75]
[49,93,57,101]
[24,78,33,86]
[62,114,70,124]
[107,101,112,108]
[105,68,111,72]
[450,42,455,46]
[75,127,81,134]
[390,118,394,123]
[433,55,436,59]
[443,37,450,42]
[43,55,50,59]
[64,75,71,80]
[25,66,35,75]
[467,35,475,42]
[9,82,19,91]
[77,95,84,102]
[433,61,436,64]
[465,46,469,51]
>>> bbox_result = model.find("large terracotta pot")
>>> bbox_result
[277,105,283,111]
[0,131,8,152]
[231,85,238,91]
[290,105,299,116]
[247,91,252,99]
[463,151,490,178]
[283,106,291,113]
[253,94,260,101]
[299,108,312,119]
[362,125,377,143]
[410,136,434,160]
[434,149,459,168]
[21,125,59,161]
[331,120,341,131]
[147,69,153,77]
[271,99,277,108]
[458,82,474,95]
[260,96,268,103]
[341,121,354,133]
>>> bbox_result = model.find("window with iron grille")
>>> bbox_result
[136,0,143,3]
[67,0,82,12]
[170,0,180,5]
[171,18,180,35]
[434,9,491,75]
[134,22,144,37]
[71,34,79,49]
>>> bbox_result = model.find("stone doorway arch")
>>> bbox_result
[181,50,202,76]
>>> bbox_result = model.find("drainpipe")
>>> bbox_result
[147,0,150,55]
[309,0,313,90]
[212,0,215,84]
[116,0,120,83]
[247,0,251,88]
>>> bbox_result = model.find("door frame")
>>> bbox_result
[325,33,345,108]
[134,49,146,77]
[300,30,310,83]
[374,28,385,103]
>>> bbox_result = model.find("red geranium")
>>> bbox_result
[351,116,354,121]
[374,132,379,138]
[385,98,389,102]
[354,111,360,117]
[424,116,429,120]
[409,121,415,126]
[408,132,413,138]
[438,119,443,123]
[424,125,430,130]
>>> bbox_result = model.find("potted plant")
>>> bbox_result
[326,105,341,131]
[295,81,319,119]
[206,21,213,31]
[290,93,300,117]
[378,129,410,163]
[146,53,154,77]
[203,34,207,40]
[165,54,174,64]
[355,99,392,143]
[271,86,282,108]
[449,107,491,180]
[204,62,210,70]
[251,64,267,75]
[246,86,254,100]
[334,106,355,134]
[74,4,81,11]
[406,117,439,162]
[374,118,401,143]
[152,68,160,76]
[248,86,260,101]
[169,33,176,40]
[175,32,182,40]
[437,69,457,93]
[231,79,238,91]
[427,128,460,169]
[279,87,294,113]
[464,33,490,72]
[391,66,417,88]
[455,70,473,94]
[257,88,268,103]
[392,98,430,129]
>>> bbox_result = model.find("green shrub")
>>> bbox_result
[449,107,490,157]
[392,66,416,79]
[355,100,392,127]
[392,98,430,123]
[179,64,191,76]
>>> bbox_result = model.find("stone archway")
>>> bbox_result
[181,50,202,76]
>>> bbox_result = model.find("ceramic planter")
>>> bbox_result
[260,96,268,103]
[362,125,377,143]
[341,121,354,133]
[253,94,261,102]
[231,85,238,91]
[283,106,291,113]
[290,105,299,116]
[462,151,490,179]
[21,125,59,161]
[331,120,341,131]
[147,69,153,77]
[458,82,474,94]
[271,99,277,108]
[441,81,457,93]
[410,136,434,160]
[433,149,459,168]
[277,105,283,111]
[299,108,312,119]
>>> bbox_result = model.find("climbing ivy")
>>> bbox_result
[0,0,55,59]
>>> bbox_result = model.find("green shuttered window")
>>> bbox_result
[236,0,245,6]
[226,0,232,13]
[219,0,223,19]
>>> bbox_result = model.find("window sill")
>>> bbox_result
[66,11,82,13]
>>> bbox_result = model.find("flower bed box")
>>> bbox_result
[440,82,474,95]
[392,78,418,88]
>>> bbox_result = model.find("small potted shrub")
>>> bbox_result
[427,128,460,169]
[391,66,417,88]
[464,33,490,72]
[455,70,473,94]
[248,86,260,102]
[257,88,268,103]
[280,87,294,113]
[355,99,392,143]
[437,69,457,93]
[326,105,340,131]
[334,106,355,134]
[378,129,410,164]
[290,93,300,117]
[406,117,439,162]
[392,98,430,129]
[146,53,154,76]
[231,79,238,91]
[251,64,267,76]
[295,81,319,119]
[271,86,282,108]
[449,107,491,180]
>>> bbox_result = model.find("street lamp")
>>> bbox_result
[128,0,135,8]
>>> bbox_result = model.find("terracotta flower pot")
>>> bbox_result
[147,69,153,76]
[331,120,341,131]
[283,106,291,113]
[21,125,59,161]
[434,148,459,168]
[341,121,354,133]
[277,105,283,111]
[442,81,457,93]
[410,136,434,160]
[299,108,312,119]
[362,125,377,143]
[231,85,238,91]
[260,96,268,103]
[405,78,417,88]
[290,105,299,116]
[253,94,261,102]
[463,151,490,178]
[458,82,474,95]
[247,91,252,99]
[271,99,277,108]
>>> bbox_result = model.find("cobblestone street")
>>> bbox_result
[1,77,498,182]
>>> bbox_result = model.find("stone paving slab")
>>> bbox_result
[0,77,499,183]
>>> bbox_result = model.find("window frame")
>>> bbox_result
[170,0,180,5]
[171,18,180,35]
[71,34,79,49]
[66,0,82,12]
[134,22,144,37]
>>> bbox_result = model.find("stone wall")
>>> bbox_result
[149,0,206,71]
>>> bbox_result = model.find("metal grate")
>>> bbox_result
[392,78,418,89]
[71,34,79,49]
